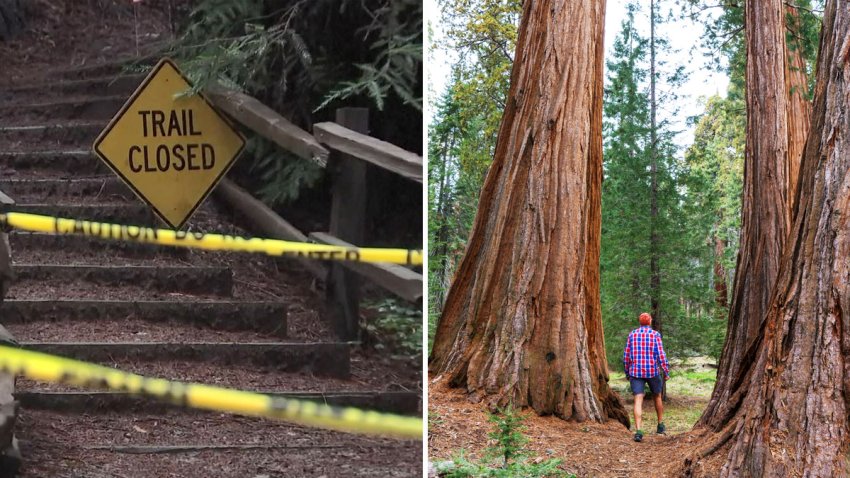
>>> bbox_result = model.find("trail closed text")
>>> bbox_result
[128,109,217,173]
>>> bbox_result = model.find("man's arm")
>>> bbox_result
[655,334,670,378]
[623,334,631,378]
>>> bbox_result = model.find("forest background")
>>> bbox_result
[425,0,821,367]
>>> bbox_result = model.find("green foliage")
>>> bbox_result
[683,0,823,96]
[429,410,444,427]
[438,407,573,478]
[175,0,421,111]
[247,136,323,204]
[487,406,528,465]
[168,0,422,206]
[316,2,423,112]
[602,3,729,366]
[362,297,422,360]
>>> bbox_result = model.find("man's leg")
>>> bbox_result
[650,376,666,435]
[654,392,664,424]
[633,393,644,432]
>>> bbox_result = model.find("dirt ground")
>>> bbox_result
[0,0,171,85]
[428,380,730,478]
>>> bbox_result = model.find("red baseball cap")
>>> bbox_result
[639,313,652,326]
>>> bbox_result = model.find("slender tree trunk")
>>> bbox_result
[685,2,850,474]
[698,0,794,429]
[648,0,666,401]
[648,0,661,334]
[713,229,728,311]
[430,0,628,427]
[433,134,456,311]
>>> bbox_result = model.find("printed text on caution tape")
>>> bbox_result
[0,345,422,439]
[0,212,423,266]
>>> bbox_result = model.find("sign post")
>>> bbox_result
[93,58,246,229]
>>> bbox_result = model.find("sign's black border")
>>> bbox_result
[92,57,247,230]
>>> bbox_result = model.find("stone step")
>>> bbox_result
[0,177,131,201]
[0,151,106,174]
[0,75,143,103]
[18,342,350,378]
[13,264,233,296]
[10,232,187,258]
[0,96,124,124]
[14,203,159,227]
[16,390,419,416]
[45,58,148,81]
[2,299,285,336]
[0,122,105,149]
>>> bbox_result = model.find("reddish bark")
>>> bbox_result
[698,0,797,429]
[430,0,628,427]
[684,1,850,475]
[784,5,812,217]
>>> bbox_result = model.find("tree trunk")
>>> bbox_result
[430,0,628,427]
[784,5,812,219]
[713,230,728,311]
[698,0,794,430]
[648,0,661,334]
[433,133,456,312]
[648,0,666,401]
[685,2,850,474]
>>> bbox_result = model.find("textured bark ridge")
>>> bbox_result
[698,0,800,430]
[430,0,629,428]
[785,4,813,216]
[685,1,850,475]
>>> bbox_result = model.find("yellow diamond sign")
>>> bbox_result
[93,58,246,229]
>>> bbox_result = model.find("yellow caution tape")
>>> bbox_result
[0,212,423,266]
[0,344,422,439]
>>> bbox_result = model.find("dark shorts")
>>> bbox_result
[629,375,663,395]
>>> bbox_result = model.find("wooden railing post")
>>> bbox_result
[0,189,20,474]
[327,108,369,340]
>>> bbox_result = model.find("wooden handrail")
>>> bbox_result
[313,122,422,183]
[309,232,422,303]
[206,87,330,167]
[213,179,325,280]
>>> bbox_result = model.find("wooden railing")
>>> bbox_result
[0,189,17,457]
[208,90,422,340]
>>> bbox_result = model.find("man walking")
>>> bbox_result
[623,312,669,442]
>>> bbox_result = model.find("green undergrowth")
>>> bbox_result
[362,297,422,362]
[437,406,575,478]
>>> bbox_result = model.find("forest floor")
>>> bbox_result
[428,358,729,477]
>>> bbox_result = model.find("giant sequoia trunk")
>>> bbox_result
[684,1,850,475]
[698,0,798,429]
[430,0,628,427]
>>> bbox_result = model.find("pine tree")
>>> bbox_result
[602,3,713,366]
[601,7,653,363]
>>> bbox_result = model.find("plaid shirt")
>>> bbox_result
[623,326,669,378]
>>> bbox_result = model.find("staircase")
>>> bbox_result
[0,63,421,476]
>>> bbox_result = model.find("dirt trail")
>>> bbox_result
[428,382,728,477]
[1,2,421,476]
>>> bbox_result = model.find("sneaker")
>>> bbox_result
[657,422,666,435]
[634,430,643,442]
